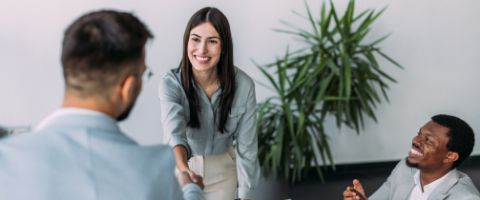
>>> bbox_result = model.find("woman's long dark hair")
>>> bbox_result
[179,7,235,133]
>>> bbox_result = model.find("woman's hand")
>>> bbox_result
[178,170,204,189]
[173,145,204,189]
[185,169,204,189]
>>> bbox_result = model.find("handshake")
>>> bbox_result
[177,169,205,189]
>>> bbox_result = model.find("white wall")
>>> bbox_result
[1,0,480,164]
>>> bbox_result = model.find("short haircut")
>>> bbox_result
[432,114,475,168]
[61,10,153,96]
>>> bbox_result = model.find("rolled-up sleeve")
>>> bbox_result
[158,75,192,158]
[235,83,260,199]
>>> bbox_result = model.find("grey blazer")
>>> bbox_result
[0,110,204,200]
[370,158,480,200]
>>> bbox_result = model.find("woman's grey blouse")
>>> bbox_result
[158,67,260,198]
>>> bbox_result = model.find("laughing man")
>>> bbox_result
[343,114,480,200]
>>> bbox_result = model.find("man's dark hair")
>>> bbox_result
[432,114,475,168]
[61,10,153,96]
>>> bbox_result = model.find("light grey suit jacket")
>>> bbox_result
[0,110,204,200]
[370,158,480,200]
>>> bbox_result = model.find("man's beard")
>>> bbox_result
[405,157,419,168]
[116,101,135,121]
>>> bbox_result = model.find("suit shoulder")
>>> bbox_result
[384,158,417,183]
[0,130,65,176]
[454,172,480,197]
[0,130,53,150]
[144,144,175,166]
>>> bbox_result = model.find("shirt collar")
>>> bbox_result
[413,169,453,193]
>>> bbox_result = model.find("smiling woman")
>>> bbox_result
[187,23,222,75]
[158,7,260,200]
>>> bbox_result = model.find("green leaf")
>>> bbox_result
[329,0,345,38]
[257,65,280,94]
[352,8,370,23]
[368,33,391,47]
[343,55,352,98]
[343,0,355,33]
[376,49,403,69]
[304,0,320,36]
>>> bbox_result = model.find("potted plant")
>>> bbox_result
[256,0,402,182]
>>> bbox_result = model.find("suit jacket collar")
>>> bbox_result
[36,108,122,134]
[405,166,460,200]
[397,164,417,199]
[428,169,460,200]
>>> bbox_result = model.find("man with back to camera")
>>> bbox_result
[0,10,205,200]
[343,114,480,200]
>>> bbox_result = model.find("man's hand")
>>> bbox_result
[187,170,204,189]
[343,179,367,200]
[178,170,205,189]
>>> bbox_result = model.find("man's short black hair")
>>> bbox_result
[61,10,153,96]
[432,114,475,168]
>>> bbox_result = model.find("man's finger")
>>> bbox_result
[349,187,367,200]
[343,187,357,200]
[353,179,366,194]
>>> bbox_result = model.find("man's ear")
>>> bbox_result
[119,74,138,104]
[444,151,459,164]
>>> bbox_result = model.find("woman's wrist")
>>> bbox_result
[173,145,190,172]
[177,165,190,173]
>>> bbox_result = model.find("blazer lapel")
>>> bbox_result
[396,167,416,200]
[427,169,459,200]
